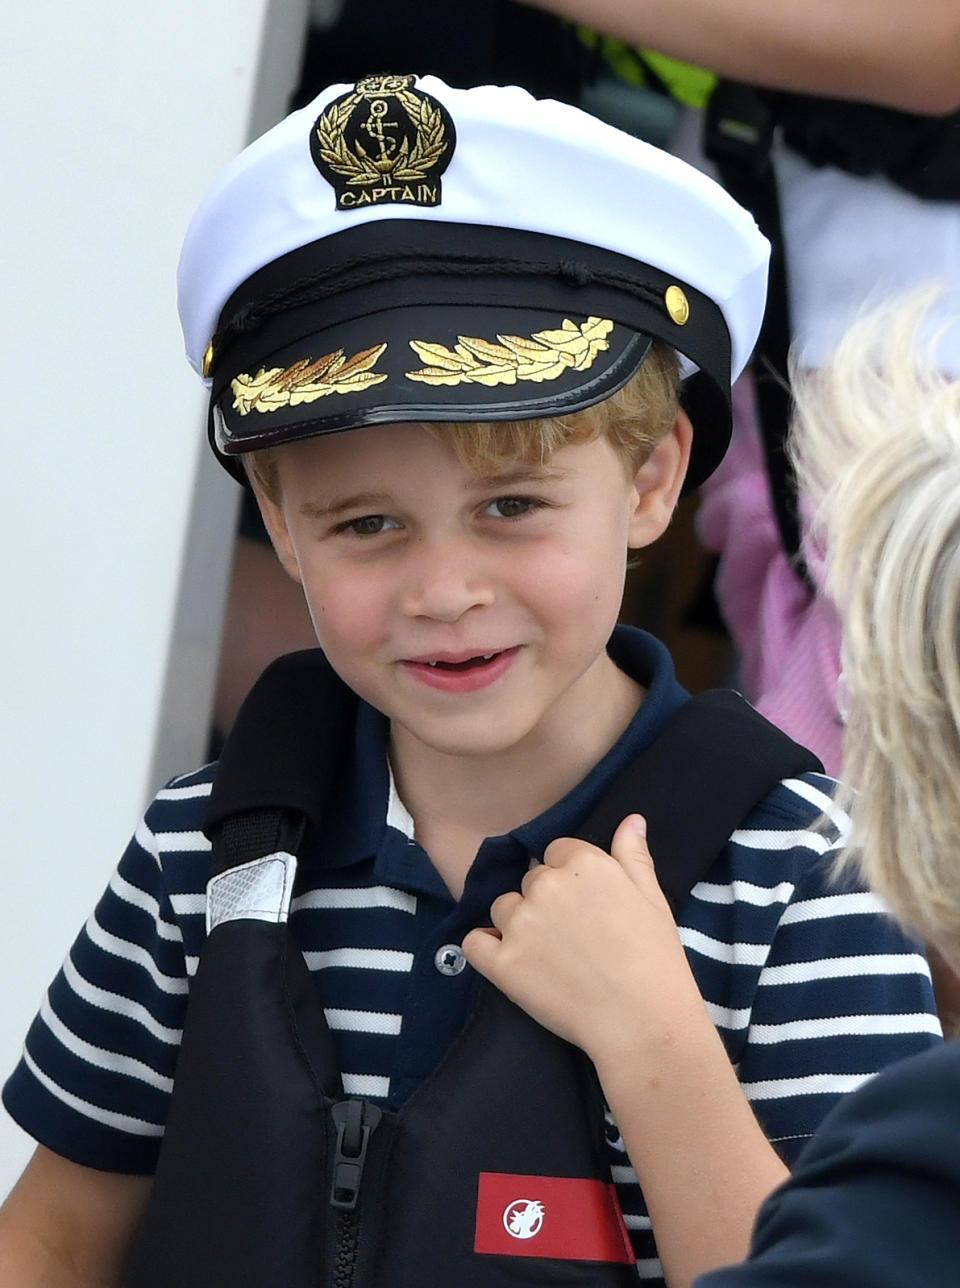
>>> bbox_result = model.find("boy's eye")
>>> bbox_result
[341,514,398,536]
[483,496,541,519]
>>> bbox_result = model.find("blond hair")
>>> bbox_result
[246,341,679,501]
[790,286,960,966]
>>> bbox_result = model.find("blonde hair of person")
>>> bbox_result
[790,286,960,972]
[246,342,680,502]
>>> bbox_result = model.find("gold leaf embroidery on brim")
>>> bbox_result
[231,344,388,415]
[406,317,614,388]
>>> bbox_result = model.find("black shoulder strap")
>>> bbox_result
[577,689,822,912]
[205,656,822,916]
[203,649,357,875]
[769,91,960,202]
[704,80,812,590]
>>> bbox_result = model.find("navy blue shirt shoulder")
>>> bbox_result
[697,1039,960,1288]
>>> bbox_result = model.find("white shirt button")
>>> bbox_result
[434,943,467,976]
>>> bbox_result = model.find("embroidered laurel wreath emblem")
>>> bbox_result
[314,84,450,187]
[230,345,388,415]
[406,317,615,387]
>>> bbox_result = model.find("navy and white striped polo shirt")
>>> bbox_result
[3,628,942,1283]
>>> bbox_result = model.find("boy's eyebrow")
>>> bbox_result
[299,492,394,518]
[299,468,569,517]
[468,465,569,489]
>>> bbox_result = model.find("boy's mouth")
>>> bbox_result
[422,652,500,671]
[400,646,520,692]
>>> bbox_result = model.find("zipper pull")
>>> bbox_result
[330,1099,383,1211]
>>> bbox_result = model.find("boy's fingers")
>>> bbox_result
[544,818,655,885]
[609,814,658,887]
[542,835,606,868]
[489,889,522,930]
[519,862,552,895]
[461,926,500,977]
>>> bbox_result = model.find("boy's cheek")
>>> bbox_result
[302,584,388,663]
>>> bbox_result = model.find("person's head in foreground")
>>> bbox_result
[690,287,960,1288]
[178,72,768,757]
[791,287,960,977]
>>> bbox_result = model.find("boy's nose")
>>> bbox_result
[398,537,495,622]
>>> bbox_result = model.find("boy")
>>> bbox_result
[0,75,940,1287]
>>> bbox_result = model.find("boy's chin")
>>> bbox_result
[388,711,545,764]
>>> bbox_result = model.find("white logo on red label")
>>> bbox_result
[503,1199,545,1240]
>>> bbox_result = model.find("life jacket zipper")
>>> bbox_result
[329,1098,383,1288]
[331,1210,360,1288]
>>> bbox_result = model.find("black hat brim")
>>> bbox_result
[207,222,732,491]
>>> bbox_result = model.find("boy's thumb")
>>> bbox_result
[609,814,655,884]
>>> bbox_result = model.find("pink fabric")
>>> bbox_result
[696,376,844,775]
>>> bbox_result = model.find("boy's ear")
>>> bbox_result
[247,480,303,585]
[627,409,694,549]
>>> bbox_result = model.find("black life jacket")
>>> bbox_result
[124,649,821,1287]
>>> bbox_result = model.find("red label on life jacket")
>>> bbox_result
[474,1172,635,1263]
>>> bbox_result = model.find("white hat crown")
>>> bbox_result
[178,75,769,386]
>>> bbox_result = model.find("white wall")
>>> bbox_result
[0,0,307,1197]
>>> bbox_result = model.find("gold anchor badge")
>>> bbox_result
[311,74,456,210]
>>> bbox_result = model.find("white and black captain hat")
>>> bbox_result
[178,73,770,490]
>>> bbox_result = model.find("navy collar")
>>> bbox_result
[309,626,688,872]
[510,627,687,859]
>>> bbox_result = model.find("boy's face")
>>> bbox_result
[254,418,690,764]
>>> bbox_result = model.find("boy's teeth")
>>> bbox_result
[425,653,497,668]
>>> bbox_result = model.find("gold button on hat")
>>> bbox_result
[665,285,690,326]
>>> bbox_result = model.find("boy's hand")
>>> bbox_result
[462,814,703,1065]
[466,815,792,1286]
